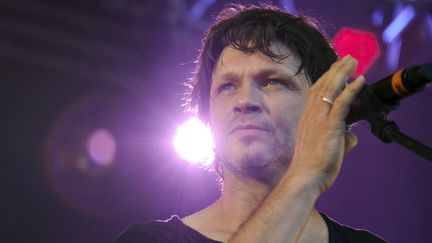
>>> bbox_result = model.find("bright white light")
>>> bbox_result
[87,128,116,166]
[172,117,214,165]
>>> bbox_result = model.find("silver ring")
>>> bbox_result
[321,96,334,106]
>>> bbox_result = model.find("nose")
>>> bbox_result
[233,84,263,114]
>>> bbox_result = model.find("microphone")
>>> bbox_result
[346,63,432,124]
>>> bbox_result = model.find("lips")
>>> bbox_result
[230,124,273,134]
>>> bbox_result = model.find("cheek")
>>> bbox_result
[271,97,307,135]
[209,103,226,142]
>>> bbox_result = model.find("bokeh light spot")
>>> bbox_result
[173,117,214,165]
[333,27,381,77]
[87,128,116,166]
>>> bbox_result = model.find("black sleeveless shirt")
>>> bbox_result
[115,214,386,243]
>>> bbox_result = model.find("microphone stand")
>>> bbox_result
[347,84,432,162]
[369,118,432,162]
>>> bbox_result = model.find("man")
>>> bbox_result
[116,4,386,243]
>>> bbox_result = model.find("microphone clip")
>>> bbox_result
[348,84,432,162]
[346,84,399,125]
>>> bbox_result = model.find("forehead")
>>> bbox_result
[212,42,303,79]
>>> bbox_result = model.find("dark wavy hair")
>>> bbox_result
[184,4,338,179]
[185,4,338,123]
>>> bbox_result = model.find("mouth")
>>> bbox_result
[230,124,272,134]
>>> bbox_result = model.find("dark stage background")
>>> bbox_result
[2,0,432,242]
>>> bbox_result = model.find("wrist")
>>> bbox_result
[280,166,325,200]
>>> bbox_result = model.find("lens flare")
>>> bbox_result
[173,117,214,165]
[87,128,116,166]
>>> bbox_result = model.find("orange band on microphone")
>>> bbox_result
[391,69,410,96]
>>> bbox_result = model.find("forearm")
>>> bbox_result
[227,56,363,243]
[228,170,321,243]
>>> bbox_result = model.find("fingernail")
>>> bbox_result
[356,74,365,80]
[355,75,366,84]
[342,55,351,61]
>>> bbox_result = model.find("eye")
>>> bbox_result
[262,78,300,90]
[262,79,283,87]
[217,82,236,93]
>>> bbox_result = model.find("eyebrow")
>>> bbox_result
[255,68,297,80]
[213,67,299,83]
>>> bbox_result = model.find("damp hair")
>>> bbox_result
[184,3,338,124]
[184,4,338,180]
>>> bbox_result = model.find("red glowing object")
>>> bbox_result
[333,27,381,77]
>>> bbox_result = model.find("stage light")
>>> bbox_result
[87,128,116,166]
[279,0,298,14]
[385,37,402,70]
[188,0,216,21]
[382,5,416,43]
[333,27,381,77]
[425,14,432,39]
[173,117,214,165]
[371,8,384,27]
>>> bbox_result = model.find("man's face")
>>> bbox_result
[209,43,310,181]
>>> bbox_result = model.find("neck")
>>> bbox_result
[209,168,327,243]
[181,166,327,243]
[214,168,277,231]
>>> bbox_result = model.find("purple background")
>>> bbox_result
[2,0,431,242]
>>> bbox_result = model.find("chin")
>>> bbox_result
[227,140,273,163]
[220,143,292,184]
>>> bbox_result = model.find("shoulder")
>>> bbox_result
[115,215,221,243]
[320,213,387,243]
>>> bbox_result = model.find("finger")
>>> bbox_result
[323,56,358,98]
[344,131,358,154]
[309,56,359,115]
[330,75,365,121]
[314,55,358,99]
